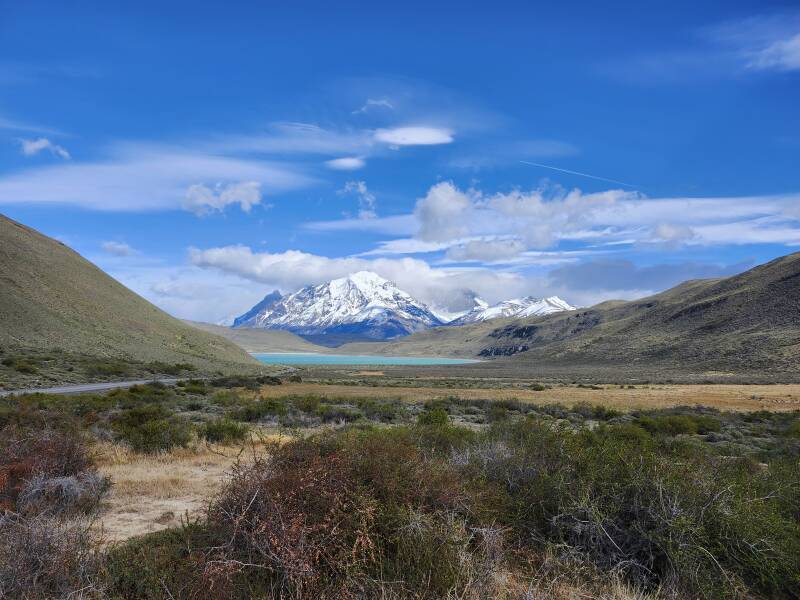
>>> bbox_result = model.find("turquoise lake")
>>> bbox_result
[252,353,479,366]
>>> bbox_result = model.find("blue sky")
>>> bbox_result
[1,0,799,322]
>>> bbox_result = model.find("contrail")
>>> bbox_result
[519,160,638,188]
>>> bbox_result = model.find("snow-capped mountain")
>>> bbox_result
[449,295,575,325]
[232,271,443,344]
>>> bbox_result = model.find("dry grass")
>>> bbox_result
[257,381,800,412]
[93,433,287,542]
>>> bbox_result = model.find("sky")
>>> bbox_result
[1,0,799,323]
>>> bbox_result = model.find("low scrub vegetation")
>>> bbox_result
[101,418,800,599]
[1,376,799,598]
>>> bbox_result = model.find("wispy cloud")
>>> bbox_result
[18,137,71,159]
[325,156,366,170]
[183,181,263,215]
[101,240,137,256]
[338,180,377,219]
[0,115,63,135]
[374,126,454,146]
[0,145,313,212]
[352,98,394,114]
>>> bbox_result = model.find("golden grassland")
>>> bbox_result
[92,434,288,542]
[257,381,800,412]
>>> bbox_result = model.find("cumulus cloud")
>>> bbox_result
[338,180,377,219]
[19,137,70,159]
[183,181,263,215]
[414,182,475,241]
[101,241,136,256]
[374,126,454,146]
[189,244,533,310]
[413,181,631,248]
[445,238,526,262]
[651,223,697,245]
[325,156,366,170]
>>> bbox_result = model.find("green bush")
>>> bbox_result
[113,405,192,452]
[199,418,248,444]
[635,414,698,435]
[5,358,39,374]
[417,406,449,426]
[477,419,800,598]
[103,522,216,599]
[85,360,129,377]
[232,397,288,421]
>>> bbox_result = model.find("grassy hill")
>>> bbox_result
[184,321,331,354]
[343,252,800,380]
[0,214,261,388]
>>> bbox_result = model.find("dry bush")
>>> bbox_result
[199,428,505,598]
[17,471,110,517]
[0,513,103,599]
[0,428,96,513]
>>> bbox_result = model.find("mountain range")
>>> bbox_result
[342,252,800,379]
[233,271,575,345]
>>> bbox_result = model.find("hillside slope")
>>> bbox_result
[345,253,800,377]
[185,321,331,354]
[0,214,260,376]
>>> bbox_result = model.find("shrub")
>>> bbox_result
[17,471,110,517]
[0,515,103,598]
[103,522,215,599]
[145,361,196,375]
[85,360,129,377]
[199,418,248,444]
[417,406,449,426]
[232,397,287,421]
[200,428,487,597]
[530,383,546,391]
[572,401,622,420]
[634,414,698,435]
[475,419,800,598]
[112,405,192,452]
[0,428,95,512]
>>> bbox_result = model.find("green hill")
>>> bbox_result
[0,214,261,388]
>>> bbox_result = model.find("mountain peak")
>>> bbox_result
[449,294,575,325]
[232,272,441,345]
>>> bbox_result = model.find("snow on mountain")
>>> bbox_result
[232,271,443,343]
[448,295,575,325]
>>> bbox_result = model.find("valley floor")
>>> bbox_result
[260,379,800,412]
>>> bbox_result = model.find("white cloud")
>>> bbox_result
[0,146,312,211]
[748,33,800,71]
[651,223,697,245]
[414,182,475,241]
[374,126,454,146]
[314,183,800,251]
[338,180,377,219]
[19,137,70,159]
[325,156,366,170]
[189,245,534,310]
[218,122,374,156]
[183,181,262,215]
[101,240,136,256]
